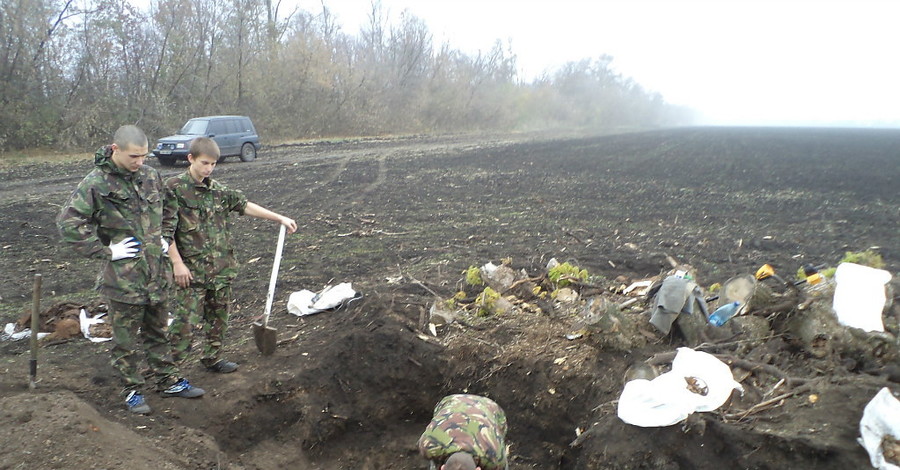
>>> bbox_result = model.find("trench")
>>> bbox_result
[189,295,597,468]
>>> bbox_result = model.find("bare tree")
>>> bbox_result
[0,0,686,151]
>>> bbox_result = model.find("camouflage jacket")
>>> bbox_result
[163,171,247,288]
[57,146,172,305]
[418,394,508,469]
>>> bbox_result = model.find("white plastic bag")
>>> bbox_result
[617,347,743,427]
[832,262,892,332]
[2,323,50,342]
[79,308,113,343]
[858,387,900,470]
[287,283,358,316]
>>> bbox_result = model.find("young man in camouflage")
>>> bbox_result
[164,137,297,373]
[418,394,509,470]
[57,125,205,415]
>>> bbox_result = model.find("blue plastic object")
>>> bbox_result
[708,301,741,327]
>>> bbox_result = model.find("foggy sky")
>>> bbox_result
[296,0,900,127]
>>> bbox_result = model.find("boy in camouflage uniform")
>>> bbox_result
[164,137,296,373]
[418,394,509,470]
[57,125,205,415]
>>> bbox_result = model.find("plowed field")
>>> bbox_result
[1,127,898,469]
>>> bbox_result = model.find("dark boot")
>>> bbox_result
[206,359,238,373]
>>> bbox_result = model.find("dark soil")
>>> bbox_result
[0,127,898,469]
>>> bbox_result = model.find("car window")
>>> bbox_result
[239,118,254,133]
[208,119,228,135]
[226,119,241,134]
[180,119,208,135]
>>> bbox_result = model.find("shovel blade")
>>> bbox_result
[252,322,277,356]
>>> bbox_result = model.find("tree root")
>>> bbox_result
[723,383,814,421]
[646,351,807,386]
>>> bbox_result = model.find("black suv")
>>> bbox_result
[152,115,260,166]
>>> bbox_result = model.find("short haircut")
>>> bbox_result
[444,452,477,470]
[113,125,147,148]
[190,137,220,159]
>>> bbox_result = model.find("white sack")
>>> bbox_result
[287,283,357,316]
[617,347,743,427]
[858,387,900,470]
[832,262,892,332]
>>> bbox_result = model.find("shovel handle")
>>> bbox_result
[30,274,41,388]
[262,225,287,327]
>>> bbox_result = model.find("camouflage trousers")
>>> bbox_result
[427,458,508,470]
[107,299,179,393]
[170,284,232,368]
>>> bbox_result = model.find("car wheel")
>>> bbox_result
[158,155,175,166]
[239,143,257,162]
[218,154,227,163]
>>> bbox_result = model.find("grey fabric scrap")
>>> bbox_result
[649,276,708,334]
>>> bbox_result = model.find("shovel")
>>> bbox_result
[253,224,286,355]
[29,274,41,389]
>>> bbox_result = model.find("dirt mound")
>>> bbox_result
[0,390,219,469]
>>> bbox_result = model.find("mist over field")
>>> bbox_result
[0,0,691,153]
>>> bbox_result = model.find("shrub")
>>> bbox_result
[839,250,885,269]
[548,262,588,287]
[465,266,484,286]
[475,287,501,317]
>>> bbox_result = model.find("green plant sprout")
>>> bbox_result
[548,262,588,287]
[475,287,500,317]
[465,266,483,286]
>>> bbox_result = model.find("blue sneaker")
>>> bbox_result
[160,378,205,398]
[125,391,151,414]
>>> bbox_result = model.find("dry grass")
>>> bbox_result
[0,133,414,167]
[0,148,90,167]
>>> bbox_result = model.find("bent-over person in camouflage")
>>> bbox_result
[418,394,509,470]
[164,137,297,373]
[57,125,205,415]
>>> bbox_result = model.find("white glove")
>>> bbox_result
[160,237,169,254]
[109,237,140,261]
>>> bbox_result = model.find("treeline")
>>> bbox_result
[0,0,692,151]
